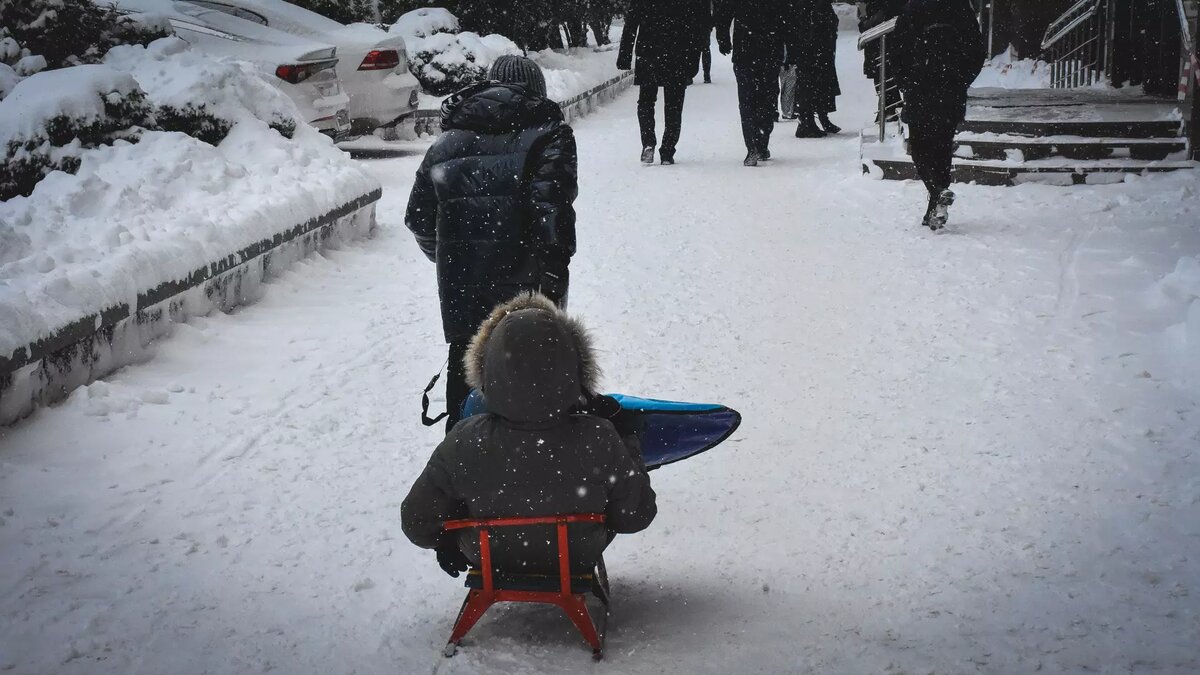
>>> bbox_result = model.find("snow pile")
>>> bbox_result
[0,64,155,200]
[1150,255,1200,388]
[0,37,378,358]
[834,2,860,31]
[0,120,377,358]
[104,37,299,139]
[972,46,1054,88]
[389,7,459,39]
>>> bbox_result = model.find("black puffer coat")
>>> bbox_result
[401,293,657,575]
[617,0,712,86]
[714,0,800,66]
[405,82,578,343]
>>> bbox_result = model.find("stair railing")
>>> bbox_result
[858,17,901,142]
[1041,0,1111,88]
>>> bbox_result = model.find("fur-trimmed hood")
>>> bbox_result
[465,293,599,422]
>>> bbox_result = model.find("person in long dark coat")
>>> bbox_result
[892,0,984,230]
[715,0,800,166]
[793,0,841,137]
[618,0,712,165]
[405,56,578,428]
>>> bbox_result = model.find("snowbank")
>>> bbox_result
[972,47,1054,89]
[0,38,379,366]
[0,121,377,359]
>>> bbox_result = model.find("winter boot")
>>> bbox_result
[925,189,955,231]
[817,113,841,135]
[760,147,772,161]
[795,114,826,138]
[743,149,760,167]
[640,146,655,164]
[660,148,675,165]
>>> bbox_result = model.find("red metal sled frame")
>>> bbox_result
[442,514,610,660]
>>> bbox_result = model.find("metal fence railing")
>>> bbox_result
[858,17,900,142]
[1041,0,1111,88]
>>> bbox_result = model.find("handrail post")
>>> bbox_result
[879,34,887,142]
[987,0,995,57]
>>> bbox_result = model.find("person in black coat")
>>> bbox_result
[715,0,801,166]
[859,0,905,121]
[793,0,842,137]
[892,0,984,230]
[618,0,712,165]
[405,56,578,428]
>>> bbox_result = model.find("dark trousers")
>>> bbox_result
[733,59,779,153]
[905,92,968,195]
[637,85,687,156]
[700,45,711,79]
[445,341,471,432]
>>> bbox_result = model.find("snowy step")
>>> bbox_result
[953,133,1188,162]
[865,154,1198,186]
[961,100,1184,138]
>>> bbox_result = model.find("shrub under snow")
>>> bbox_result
[391,8,519,96]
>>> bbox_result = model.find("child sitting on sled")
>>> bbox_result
[401,293,658,577]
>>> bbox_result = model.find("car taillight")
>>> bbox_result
[275,60,336,84]
[358,49,400,71]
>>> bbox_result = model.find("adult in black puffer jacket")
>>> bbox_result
[405,56,578,429]
[401,293,657,578]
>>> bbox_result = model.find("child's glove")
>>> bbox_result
[580,394,645,441]
[436,542,470,578]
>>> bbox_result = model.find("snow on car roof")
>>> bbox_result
[184,0,392,46]
[107,0,338,63]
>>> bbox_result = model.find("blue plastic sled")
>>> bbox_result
[462,391,741,469]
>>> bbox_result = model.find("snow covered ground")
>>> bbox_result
[2,34,1198,674]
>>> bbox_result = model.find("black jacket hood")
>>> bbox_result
[440,81,564,135]
[465,293,599,423]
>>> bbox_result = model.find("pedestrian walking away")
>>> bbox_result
[715,0,801,166]
[892,0,985,231]
[404,55,578,429]
[618,0,712,165]
[793,0,841,138]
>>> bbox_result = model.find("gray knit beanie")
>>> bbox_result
[488,55,548,98]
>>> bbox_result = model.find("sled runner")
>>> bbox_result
[461,392,741,469]
[441,514,611,660]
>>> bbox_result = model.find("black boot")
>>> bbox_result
[640,146,655,164]
[817,113,841,135]
[795,114,826,138]
[924,189,955,231]
[660,148,675,165]
[743,149,760,167]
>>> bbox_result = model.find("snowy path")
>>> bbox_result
[3,37,1199,674]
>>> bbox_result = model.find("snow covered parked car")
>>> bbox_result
[110,0,352,139]
[179,0,422,133]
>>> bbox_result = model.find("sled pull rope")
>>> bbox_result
[420,358,450,427]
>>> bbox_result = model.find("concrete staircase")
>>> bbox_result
[860,88,1197,186]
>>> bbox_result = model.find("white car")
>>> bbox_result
[179,0,422,134]
[111,0,352,139]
